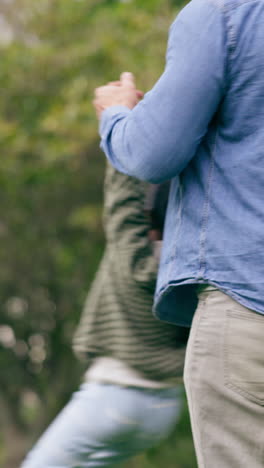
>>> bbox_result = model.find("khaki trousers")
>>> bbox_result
[184,287,264,468]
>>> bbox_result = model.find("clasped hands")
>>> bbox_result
[93,72,143,119]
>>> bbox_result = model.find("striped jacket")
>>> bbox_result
[73,164,186,382]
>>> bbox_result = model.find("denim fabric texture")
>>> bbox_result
[21,383,182,468]
[99,0,264,325]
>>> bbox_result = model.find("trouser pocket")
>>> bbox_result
[224,308,264,406]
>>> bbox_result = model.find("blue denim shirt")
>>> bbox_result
[99,0,264,326]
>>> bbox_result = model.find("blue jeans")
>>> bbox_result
[21,382,182,468]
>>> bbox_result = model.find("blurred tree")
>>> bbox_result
[0,0,195,467]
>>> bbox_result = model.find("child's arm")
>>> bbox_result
[103,162,159,288]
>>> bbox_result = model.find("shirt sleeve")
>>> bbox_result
[99,0,227,183]
[103,163,158,288]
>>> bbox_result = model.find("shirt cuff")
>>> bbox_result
[99,105,131,139]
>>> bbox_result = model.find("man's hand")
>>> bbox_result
[93,72,143,120]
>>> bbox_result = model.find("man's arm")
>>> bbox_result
[97,0,227,183]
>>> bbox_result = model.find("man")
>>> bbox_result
[93,0,264,466]
[21,163,186,468]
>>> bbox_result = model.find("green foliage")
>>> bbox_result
[0,0,181,163]
[0,0,194,466]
